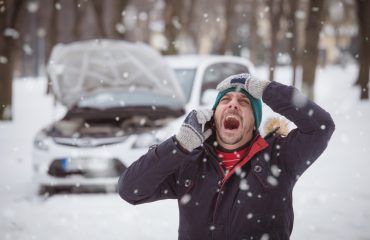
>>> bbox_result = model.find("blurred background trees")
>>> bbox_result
[0,0,368,120]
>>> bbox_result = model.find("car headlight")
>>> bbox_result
[33,131,49,151]
[132,133,161,149]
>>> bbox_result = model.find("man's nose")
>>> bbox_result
[228,99,239,110]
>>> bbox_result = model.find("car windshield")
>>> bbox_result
[173,69,196,102]
[77,90,184,110]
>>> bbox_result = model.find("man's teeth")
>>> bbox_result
[226,116,238,121]
[224,115,240,130]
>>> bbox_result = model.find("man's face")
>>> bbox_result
[214,92,255,150]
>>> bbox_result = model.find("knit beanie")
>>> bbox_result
[212,83,262,130]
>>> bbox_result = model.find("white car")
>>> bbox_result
[32,39,186,194]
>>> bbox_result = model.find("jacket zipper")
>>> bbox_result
[210,135,269,227]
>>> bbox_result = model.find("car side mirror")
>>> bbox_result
[201,89,218,107]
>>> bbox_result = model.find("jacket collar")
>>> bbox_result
[204,133,269,186]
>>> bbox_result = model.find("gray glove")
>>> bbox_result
[175,109,213,152]
[216,73,271,99]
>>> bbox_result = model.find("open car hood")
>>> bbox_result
[47,39,185,108]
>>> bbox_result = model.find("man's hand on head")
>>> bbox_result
[175,109,213,152]
[216,73,271,99]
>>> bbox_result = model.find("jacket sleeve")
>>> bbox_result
[117,136,190,205]
[262,81,335,182]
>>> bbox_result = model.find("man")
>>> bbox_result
[118,73,335,240]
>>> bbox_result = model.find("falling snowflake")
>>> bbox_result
[55,2,62,10]
[0,56,8,64]
[37,28,46,38]
[263,153,270,162]
[23,44,33,55]
[267,176,278,186]
[180,194,191,205]
[292,90,308,108]
[270,165,281,177]
[239,179,249,191]
[261,233,270,240]
[4,28,19,39]
[27,1,39,12]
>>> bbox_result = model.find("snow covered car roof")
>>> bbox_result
[47,39,186,109]
[164,54,255,72]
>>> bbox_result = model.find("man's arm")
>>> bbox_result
[118,109,212,205]
[118,137,186,205]
[262,81,335,181]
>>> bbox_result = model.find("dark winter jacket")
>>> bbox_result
[118,81,335,240]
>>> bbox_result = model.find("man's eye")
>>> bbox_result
[240,99,250,105]
[220,97,229,102]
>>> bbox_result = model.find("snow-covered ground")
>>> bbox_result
[0,64,369,239]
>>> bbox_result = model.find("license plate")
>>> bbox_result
[61,157,111,172]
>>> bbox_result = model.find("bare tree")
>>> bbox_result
[111,0,129,39]
[46,0,60,94]
[249,0,258,64]
[287,0,298,86]
[355,0,370,99]
[162,0,183,55]
[301,0,325,100]
[218,0,236,54]
[73,0,87,40]
[91,0,106,37]
[0,0,25,120]
[267,0,283,82]
[178,0,197,53]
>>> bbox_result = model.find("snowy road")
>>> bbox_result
[1,65,369,239]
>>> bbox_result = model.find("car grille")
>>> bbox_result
[52,136,128,148]
[48,157,126,178]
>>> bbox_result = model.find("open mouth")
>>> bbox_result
[224,116,240,130]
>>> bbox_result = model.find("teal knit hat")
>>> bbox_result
[212,87,262,130]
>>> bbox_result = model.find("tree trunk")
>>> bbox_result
[301,0,325,100]
[288,0,298,87]
[0,0,25,120]
[162,0,183,55]
[111,0,129,39]
[356,0,370,99]
[73,0,86,40]
[268,0,282,82]
[249,0,258,64]
[91,0,106,38]
[178,0,197,53]
[188,0,197,48]
[218,0,235,54]
[46,0,60,94]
